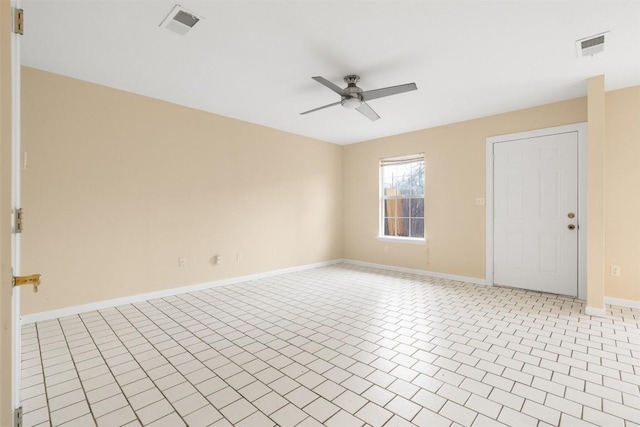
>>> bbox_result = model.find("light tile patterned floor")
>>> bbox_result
[20,263,640,427]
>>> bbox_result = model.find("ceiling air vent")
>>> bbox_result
[160,5,202,35]
[576,32,607,58]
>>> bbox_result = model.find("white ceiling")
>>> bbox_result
[21,0,640,145]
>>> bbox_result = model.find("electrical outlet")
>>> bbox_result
[475,197,485,206]
[213,255,222,265]
[610,266,621,276]
[178,257,186,267]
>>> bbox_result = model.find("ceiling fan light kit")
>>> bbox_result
[301,75,417,121]
[341,75,363,109]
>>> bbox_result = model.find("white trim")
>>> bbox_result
[23,255,631,327]
[486,123,588,300]
[605,296,640,310]
[22,260,343,324]
[10,0,22,415]
[343,259,487,285]
[379,154,426,239]
[485,138,494,287]
[577,125,588,301]
[375,236,427,245]
[585,306,607,317]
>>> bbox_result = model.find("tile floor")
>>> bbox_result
[20,263,640,427]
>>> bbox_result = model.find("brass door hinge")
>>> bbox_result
[13,8,24,35]
[14,208,23,233]
[12,274,41,293]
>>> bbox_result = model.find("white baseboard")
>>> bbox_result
[585,306,607,317]
[605,296,640,310]
[28,258,624,325]
[21,259,344,324]
[343,259,487,286]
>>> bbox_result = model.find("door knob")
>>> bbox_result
[568,224,576,230]
[568,212,575,218]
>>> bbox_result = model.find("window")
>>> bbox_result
[380,154,425,240]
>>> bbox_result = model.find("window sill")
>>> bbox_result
[376,236,427,245]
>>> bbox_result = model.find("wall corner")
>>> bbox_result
[586,75,606,311]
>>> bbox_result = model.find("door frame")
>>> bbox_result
[486,123,588,300]
[10,0,22,417]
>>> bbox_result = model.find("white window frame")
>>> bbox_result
[377,154,426,244]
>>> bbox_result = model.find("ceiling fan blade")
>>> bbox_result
[356,102,380,121]
[361,82,417,101]
[312,76,346,96]
[300,101,341,115]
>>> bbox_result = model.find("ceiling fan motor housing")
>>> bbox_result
[342,75,363,108]
[344,75,360,85]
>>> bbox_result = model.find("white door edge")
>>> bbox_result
[11,0,23,414]
[486,123,588,300]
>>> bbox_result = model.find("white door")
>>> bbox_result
[493,131,578,296]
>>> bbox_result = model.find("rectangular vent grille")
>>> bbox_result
[173,10,199,28]
[576,32,607,58]
[160,5,202,35]
[581,35,604,50]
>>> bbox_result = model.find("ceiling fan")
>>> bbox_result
[300,75,417,121]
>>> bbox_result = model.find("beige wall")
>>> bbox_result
[604,86,640,301]
[1,0,14,424]
[19,66,640,319]
[344,86,640,303]
[343,98,587,279]
[587,76,606,310]
[20,67,343,315]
